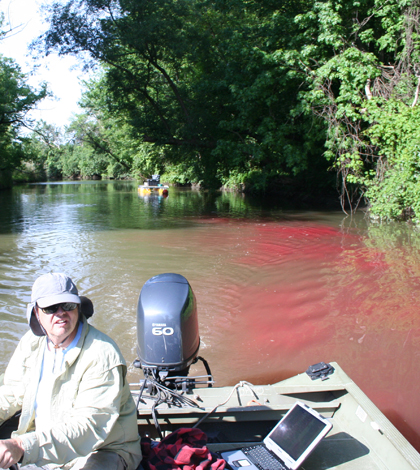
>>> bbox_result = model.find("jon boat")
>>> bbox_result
[130,274,420,470]
[1,274,419,469]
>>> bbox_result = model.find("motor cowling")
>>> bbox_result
[136,273,200,375]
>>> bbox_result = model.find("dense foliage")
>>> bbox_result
[4,0,420,220]
[288,0,420,219]
[34,0,330,193]
[0,51,47,187]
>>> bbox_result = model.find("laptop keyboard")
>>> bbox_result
[242,445,287,470]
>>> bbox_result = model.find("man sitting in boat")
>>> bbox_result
[0,273,142,470]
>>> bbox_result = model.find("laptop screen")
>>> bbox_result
[267,404,328,461]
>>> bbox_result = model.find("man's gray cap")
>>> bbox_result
[26,273,81,336]
[31,272,81,308]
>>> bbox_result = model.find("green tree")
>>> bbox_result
[38,0,329,191]
[283,0,420,216]
[24,121,65,180]
[0,55,47,187]
[362,99,420,221]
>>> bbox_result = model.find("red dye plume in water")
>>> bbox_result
[188,220,420,451]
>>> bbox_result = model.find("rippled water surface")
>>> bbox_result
[1,181,420,450]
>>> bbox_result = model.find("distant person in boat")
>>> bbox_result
[0,273,142,470]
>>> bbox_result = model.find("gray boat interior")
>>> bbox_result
[132,362,420,470]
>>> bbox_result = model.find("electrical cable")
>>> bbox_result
[136,377,148,409]
[193,356,213,387]
[135,372,204,437]
[192,381,258,429]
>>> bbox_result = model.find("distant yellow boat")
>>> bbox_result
[138,185,169,196]
[138,175,169,196]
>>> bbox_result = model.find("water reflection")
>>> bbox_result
[0,181,419,452]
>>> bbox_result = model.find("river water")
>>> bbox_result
[0,180,419,450]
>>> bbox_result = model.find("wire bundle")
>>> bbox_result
[136,374,202,439]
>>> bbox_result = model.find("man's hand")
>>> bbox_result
[0,438,24,469]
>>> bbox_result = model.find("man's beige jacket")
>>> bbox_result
[0,320,142,470]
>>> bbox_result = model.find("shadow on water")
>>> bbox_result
[0,181,346,234]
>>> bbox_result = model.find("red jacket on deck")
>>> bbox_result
[141,428,226,470]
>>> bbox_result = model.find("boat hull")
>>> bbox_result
[131,362,420,469]
[138,185,169,196]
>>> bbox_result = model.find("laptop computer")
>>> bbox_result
[220,402,332,470]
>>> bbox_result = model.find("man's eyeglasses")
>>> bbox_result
[38,303,79,314]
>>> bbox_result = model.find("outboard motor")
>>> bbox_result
[135,273,212,391]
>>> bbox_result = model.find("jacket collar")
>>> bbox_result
[60,320,90,369]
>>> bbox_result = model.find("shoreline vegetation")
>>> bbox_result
[1,0,420,222]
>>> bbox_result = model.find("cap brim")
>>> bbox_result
[37,293,81,308]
